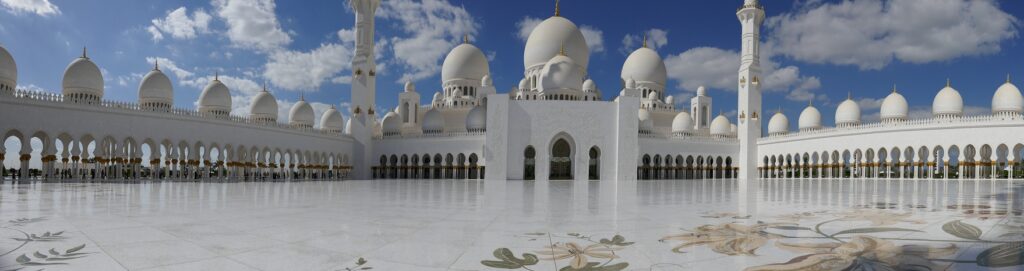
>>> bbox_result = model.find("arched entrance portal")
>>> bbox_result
[550,138,573,180]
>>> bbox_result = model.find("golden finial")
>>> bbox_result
[559,42,566,56]
[1008,74,1012,83]
[300,92,305,101]
[642,32,648,48]
[463,34,469,44]
[214,71,219,81]
[82,47,88,59]
[892,84,897,93]
[154,59,159,71]
[262,81,268,92]
[808,99,813,107]
[554,0,560,17]
[847,91,852,100]
[946,78,951,87]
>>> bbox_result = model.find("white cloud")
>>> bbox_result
[147,7,212,41]
[786,76,822,102]
[0,0,59,16]
[664,46,820,100]
[515,17,604,53]
[145,57,194,80]
[264,43,353,91]
[766,0,1019,70]
[212,0,292,52]
[515,17,543,42]
[621,28,669,54]
[579,25,604,54]
[378,0,479,83]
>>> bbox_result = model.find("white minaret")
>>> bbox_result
[737,0,764,181]
[349,0,380,179]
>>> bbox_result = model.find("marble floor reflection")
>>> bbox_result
[1,179,1023,270]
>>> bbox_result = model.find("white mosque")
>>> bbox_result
[1,0,1022,182]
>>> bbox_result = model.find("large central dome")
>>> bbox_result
[523,16,589,72]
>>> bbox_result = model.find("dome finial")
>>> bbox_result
[1008,73,1012,83]
[554,0,560,17]
[463,34,469,44]
[946,78,951,87]
[262,81,268,92]
[154,59,159,71]
[300,92,305,101]
[642,32,648,48]
[82,46,88,59]
[847,91,852,100]
[892,84,898,93]
[214,71,219,81]
[808,99,813,107]
[559,42,566,56]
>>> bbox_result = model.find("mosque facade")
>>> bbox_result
[1,0,1022,182]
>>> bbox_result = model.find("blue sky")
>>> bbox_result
[1,0,1022,168]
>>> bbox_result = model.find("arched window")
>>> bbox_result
[588,146,600,180]
[524,146,536,180]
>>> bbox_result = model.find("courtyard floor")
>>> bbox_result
[0,179,1022,270]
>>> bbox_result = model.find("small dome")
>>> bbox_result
[697,86,707,96]
[466,105,486,131]
[638,109,653,130]
[62,52,104,99]
[442,43,490,83]
[432,92,442,102]
[710,115,731,136]
[199,77,232,114]
[345,118,355,134]
[625,78,637,89]
[422,109,444,132]
[289,97,315,128]
[730,124,737,135]
[835,98,861,126]
[621,47,667,88]
[583,79,596,92]
[482,74,493,87]
[993,80,1023,114]
[538,54,584,93]
[932,82,963,116]
[665,95,674,105]
[249,88,278,122]
[880,90,909,121]
[320,105,345,133]
[404,81,416,92]
[523,16,589,71]
[518,78,529,90]
[381,111,401,134]
[798,104,822,130]
[0,45,16,88]
[767,112,789,135]
[671,111,694,133]
[645,91,658,100]
[138,67,174,107]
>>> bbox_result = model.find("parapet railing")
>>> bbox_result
[373,130,486,140]
[760,114,1023,142]
[2,88,348,138]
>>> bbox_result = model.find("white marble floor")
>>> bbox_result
[0,179,1022,271]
